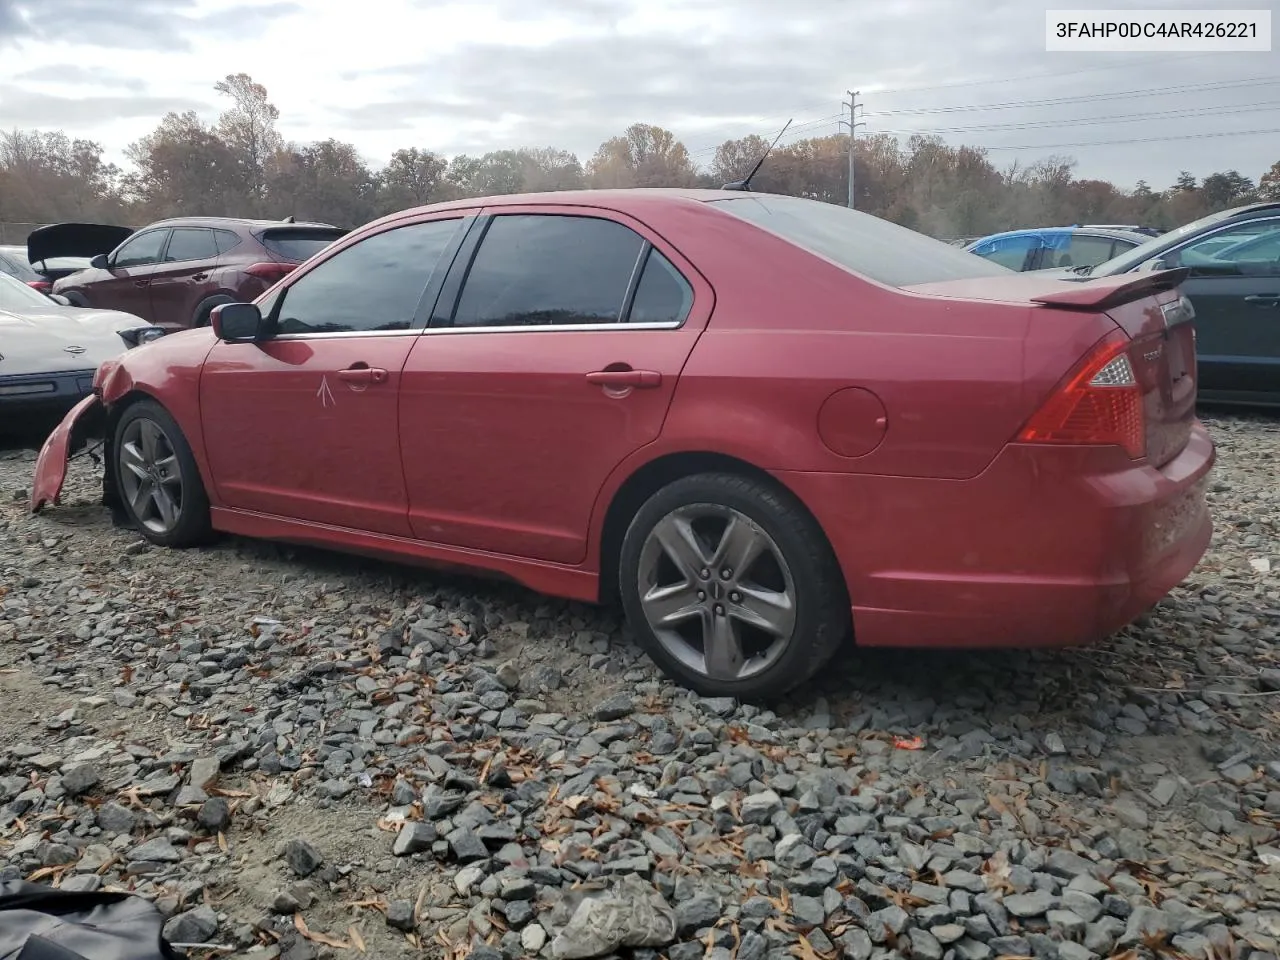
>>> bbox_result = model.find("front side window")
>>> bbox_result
[450,214,646,328]
[113,230,168,269]
[164,228,218,263]
[273,218,462,335]
[1172,219,1280,276]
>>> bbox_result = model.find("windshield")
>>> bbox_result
[709,194,1013,287]
[1090,206,1259,276]
[0,270,58,311]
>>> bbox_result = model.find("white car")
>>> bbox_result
[0,271,163,431]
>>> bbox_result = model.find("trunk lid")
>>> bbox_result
[906,268,1198,468]
[26,223,135,263]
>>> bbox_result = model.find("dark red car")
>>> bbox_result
[31,189,1215,700]
[40,218,347,331]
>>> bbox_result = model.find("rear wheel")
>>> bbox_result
[618,472,850,701]
[113,400,211,547]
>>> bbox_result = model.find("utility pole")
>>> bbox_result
[839,91,865,209]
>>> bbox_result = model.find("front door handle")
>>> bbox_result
[1244,294,1280,306]
[191,273,209,282]
[337,366,389,385]
[586,368,662,389]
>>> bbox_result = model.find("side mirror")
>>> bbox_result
[90,254,109,270]
[211,302,270,342]
[47,294,72,306]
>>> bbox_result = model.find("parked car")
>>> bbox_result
[0,245,93,294]
[1046,201,1280,407]
[0,271,162,431]
[42,217,348,330]
[31,189,1214,700]
[965,226,1152,272]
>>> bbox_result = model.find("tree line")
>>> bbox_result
[3,73,1278,240]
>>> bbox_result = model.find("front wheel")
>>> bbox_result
[618,472,850,701]
[113,400,212,547]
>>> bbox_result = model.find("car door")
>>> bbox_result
[398,206,711,565]
[147,227,221,330]
[198,216,469,536]
[91,228,170,319]
[1155,216,1280,399]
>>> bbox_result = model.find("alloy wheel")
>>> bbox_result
[118,416,185,535]
[636,503,797,682]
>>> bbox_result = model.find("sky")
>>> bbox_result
[0,0,1277,190]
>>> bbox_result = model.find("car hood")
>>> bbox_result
[26,222,135,263]
[0,305,153,375]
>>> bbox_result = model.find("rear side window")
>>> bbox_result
[164,228,218,262]
[450,214,646,328]
[214,229,242,254]
[260,228,347,262]
[974,234,1040,270]
[627,248,693,324]
[711,194,1012,287]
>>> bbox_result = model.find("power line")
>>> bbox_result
[914,126,1280,153]
[872,100,1280,136]
[861,75,1280,118]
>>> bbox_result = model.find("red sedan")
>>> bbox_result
[30,190,1215,700]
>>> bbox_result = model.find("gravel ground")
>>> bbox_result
[2,412,1279,960]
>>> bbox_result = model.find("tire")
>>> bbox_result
[112,399,212,548]
[618,472,850,701]
[192,294,236,328]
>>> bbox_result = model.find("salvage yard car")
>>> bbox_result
[1045,200,1280,408]
[38,217,348,331]
[0,271,162,432]
[30,189,1215,700]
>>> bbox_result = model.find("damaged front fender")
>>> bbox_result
[30,394,103,513]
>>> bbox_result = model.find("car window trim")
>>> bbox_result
[162,227,218,264]
[115,228,171,269]
[1127,215,1280,274]
[426,210,689,333]
[263,214,477,341]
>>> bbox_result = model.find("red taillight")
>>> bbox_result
[1017,329,1145,459]
[245,262,296,282]
[27,280,51,293]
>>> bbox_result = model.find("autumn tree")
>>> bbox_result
[1260,161,1280,201]
[381,147,448,209]
[266,139,377,226]
[213,73,283,211]
[125,111,245,218]
[586,123,698,188]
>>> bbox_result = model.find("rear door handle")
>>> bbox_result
[1244,294,1280,305]
[337,366,389,385]
[585,369,662,388]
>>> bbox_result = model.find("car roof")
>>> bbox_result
[143,216,343,230]
[969,226,1148,243]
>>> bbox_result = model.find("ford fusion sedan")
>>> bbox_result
[31,189,1214,700]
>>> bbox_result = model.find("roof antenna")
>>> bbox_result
[721,118,792,192]
[283,215,295,223]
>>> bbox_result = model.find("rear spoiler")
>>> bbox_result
[1029,267,1191,312]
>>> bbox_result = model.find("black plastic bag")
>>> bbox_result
[0,880,182,960]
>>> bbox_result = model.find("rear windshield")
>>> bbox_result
[709,194,1013,287]
[258,228,347,262]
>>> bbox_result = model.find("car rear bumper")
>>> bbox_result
[774,422,1216,649]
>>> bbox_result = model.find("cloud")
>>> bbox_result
[0,0,299,51]
[0,85,205,127]
[14,64,148,91]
